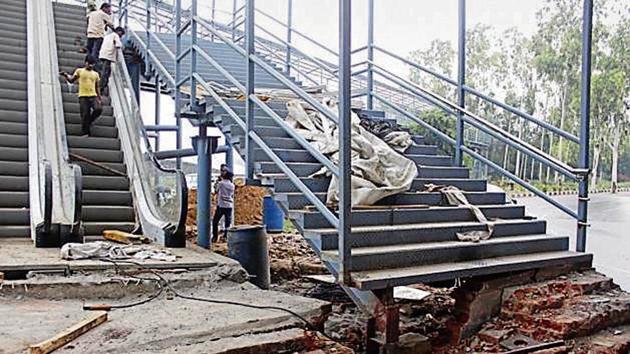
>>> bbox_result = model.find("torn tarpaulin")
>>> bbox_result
[60,242,177,262]
[285,99,418,206]
[424,184,496,242]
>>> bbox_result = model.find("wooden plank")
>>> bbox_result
[29,311,108,354]
[102,230,149,245]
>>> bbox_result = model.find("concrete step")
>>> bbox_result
[82,206,135,222]
[305,219,547,250]
[224,124,290,139]
[0,207,29,225]
[0,69,26,81]
[275,191,507,210]
[0,99,27,114]
[0,61,26,73]
[0,110,26,123]
[292,204,526,229]
[62,102,114,116]
[321,234,570,272]
[64,113,116,128]
[347,251,593,290]
[0,175,28,191]
[0,225,30,238]
[0,191,28,207]
[0,161,28,176]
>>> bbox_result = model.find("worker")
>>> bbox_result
[86,3,115,62]
[212,170,235,243]
[60,56,102,137]
[99,27,126,96]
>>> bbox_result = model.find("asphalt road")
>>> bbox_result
[518,192,630,291]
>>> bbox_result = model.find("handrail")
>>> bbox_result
[174,15,342,228]
[370,64,582,180]
[28,0,82,245]
[110,48,188,246]
[255,7,339,58]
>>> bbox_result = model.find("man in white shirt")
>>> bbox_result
[98,27,126,95]
[86,3,114,61]
[212,170,235,243]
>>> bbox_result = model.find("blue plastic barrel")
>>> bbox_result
[263,195,284,233]
[227,225,270,289]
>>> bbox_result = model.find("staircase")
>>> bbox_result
[53,3,136,240]
[128,28,593,288]
[0,0,30,239]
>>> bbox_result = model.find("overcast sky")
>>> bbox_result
[143,0,549,173]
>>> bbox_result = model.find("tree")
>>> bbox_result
[408,39,455,99]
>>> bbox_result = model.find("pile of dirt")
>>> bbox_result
[268,232,327,281]
[186,180,268,240]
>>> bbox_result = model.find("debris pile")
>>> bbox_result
[186,181,268,239]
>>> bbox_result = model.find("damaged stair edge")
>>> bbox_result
[0,265,250,300]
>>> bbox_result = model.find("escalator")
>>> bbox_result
[52,2,187,246]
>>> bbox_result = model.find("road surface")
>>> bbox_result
[518,192,630,290]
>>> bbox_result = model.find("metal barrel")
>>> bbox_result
[227,225,270,289]
[263,195,285,233]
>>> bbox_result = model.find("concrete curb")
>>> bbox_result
[509,187,630,198]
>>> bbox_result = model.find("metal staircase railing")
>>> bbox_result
[214,0,594,254]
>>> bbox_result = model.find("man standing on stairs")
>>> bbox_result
[99,27,126,96]
[60,56,102,137]
[212,170,235,243]
[86,3,115,61]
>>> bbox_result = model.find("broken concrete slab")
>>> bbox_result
[0,282,331,353]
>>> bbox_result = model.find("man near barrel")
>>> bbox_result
[212,170,234,243]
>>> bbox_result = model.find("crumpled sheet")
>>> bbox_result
[425,184,496,242]
[60,241,177,262]
[359,119,413,153]
[285,99,418,206]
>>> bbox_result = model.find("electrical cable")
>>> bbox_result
[89,259,335,341]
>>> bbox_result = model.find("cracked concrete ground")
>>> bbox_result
[0,242,332,354]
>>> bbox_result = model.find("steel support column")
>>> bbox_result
[454,0,466,166]
[338,0,352,286]
[196,126,211,249]
[285,0,293,74]
[577,0,593,252]
[225,141,234,173]
[244,0,256,181]
[211,0,216,41]
[366,0,374,110]
[154,75,161,151]
[175,0,183,169]
[123,0,128,29]
[190,0,198,108]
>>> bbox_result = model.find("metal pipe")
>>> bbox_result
[211,0,216,41]
[577,0,593,252]
[463,85,580,143]
[196,126,211,248]
[232,0,237,41]
[455,0,466,166]
[190,0,198,107]
[285,0,293,74]
[154,75,160,151]
[144,0,151,77]
[366,0,374,110]
[225,141,234,173]
[145,125,179,131]
[174,0,182,168]
[338,0,352,285]
[245,0,255,180]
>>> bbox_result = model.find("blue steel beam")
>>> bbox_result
[366,0,374,110]
[196,126,212,248]
[577,0,593,252]
[190,0,198,108]
[245,0,256,181]
[455,0,466,166]
[338,0,352,286]
[285,0,293,74]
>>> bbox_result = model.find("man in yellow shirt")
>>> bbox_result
[60,57,102,137]
[86,3,114,61]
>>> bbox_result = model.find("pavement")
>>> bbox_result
[516,192,630,291]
